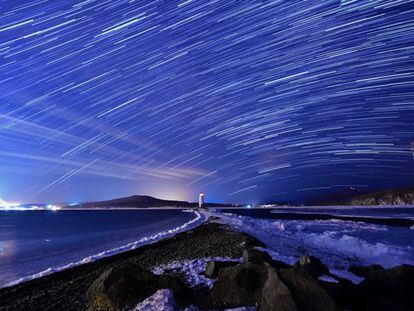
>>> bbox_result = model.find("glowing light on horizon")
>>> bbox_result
[0,198,20,209]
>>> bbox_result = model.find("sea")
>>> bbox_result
[0,209,202,288]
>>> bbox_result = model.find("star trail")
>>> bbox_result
[0,0,414,204]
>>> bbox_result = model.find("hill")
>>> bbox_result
[72,195,230,208]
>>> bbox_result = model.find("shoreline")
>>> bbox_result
[1,209,205,289]
[0,218,265,311]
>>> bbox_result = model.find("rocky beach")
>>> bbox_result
[1,213,413,311]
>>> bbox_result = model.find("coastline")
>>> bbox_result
[0,218,264,311]
[1,209,205,289]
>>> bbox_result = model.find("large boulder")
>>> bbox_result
[212,262,297,311]
[294,256,329,278]
[278,267,339,311]
[205,261,239,278]
[358,265,414,310]
[348,264,384,278]
[260,264,298,311]
[87,262,185,310]
[213,262,266,307]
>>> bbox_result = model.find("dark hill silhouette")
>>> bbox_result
[72,195,231,208]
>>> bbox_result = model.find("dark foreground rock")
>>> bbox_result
[318,277,358,311]
[213,262,297,311]
[87,263,184,310]
[357,264,414,310]
[278,267,339,311]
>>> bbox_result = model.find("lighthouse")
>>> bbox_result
[199,192,205,208]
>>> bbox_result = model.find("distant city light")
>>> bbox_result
[0,198,20,210]
[46,204,61,211]
[247,204,252,208]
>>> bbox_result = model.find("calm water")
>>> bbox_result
[0,209,198,288]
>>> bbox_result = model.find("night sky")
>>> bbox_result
[1,0,414,204]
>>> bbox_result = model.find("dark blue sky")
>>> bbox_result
[1,0,414,204]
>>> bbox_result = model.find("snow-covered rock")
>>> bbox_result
[133,289,176,311]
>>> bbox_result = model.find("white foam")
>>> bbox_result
[203,210,414,282]
[3,210,205,288]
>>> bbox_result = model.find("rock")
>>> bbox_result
[212,262,297,311]
[358,265,414,310]
[133,289,175,311]
[212,262,265,307]
[242,249,274,264]
[260,264,297,311]
[278,267,339,311]
[294,256,329,278]
[87,262,185,310]
[318,277,359,310]
[348,264,384,278]
[205,261,239,278]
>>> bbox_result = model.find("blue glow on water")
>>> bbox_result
[0,209,198,288]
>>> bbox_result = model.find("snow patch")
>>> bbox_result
[330,269,365,284]
[152,257,241,288]
[318,275,338,283]
[133,289,175,311]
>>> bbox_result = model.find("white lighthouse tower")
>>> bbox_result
[199,192,205,208]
